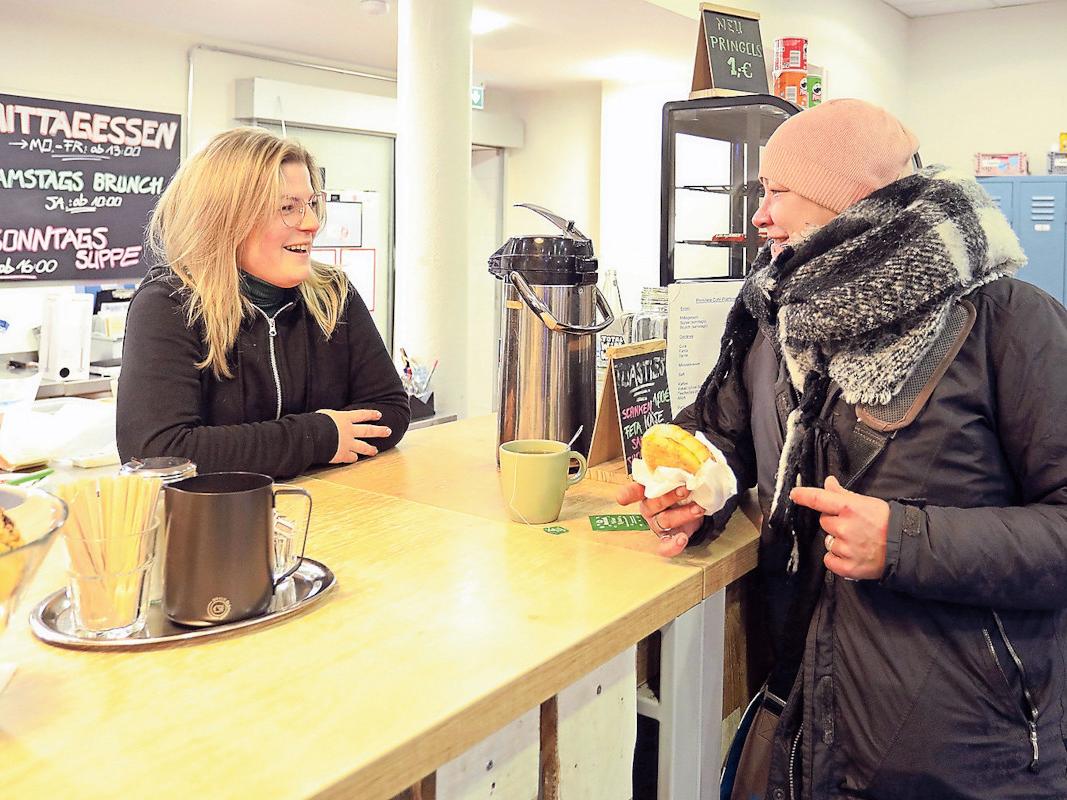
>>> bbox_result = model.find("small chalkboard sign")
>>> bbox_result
[690,4,769,100]
[588,339,671,477]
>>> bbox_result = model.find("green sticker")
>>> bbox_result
[543,526,568,535]
[589,514,650,532]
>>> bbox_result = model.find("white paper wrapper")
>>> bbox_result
[630,431,737,516]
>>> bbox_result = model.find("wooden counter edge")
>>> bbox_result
[680,490,761,599]
[308,573,704,800]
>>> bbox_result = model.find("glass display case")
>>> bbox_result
[660,94,799,284]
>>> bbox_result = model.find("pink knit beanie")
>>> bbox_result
[759,98,920,213]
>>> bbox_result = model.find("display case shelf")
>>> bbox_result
[678,184,735,194]
[677,239,746,248]
[661,94,799,284]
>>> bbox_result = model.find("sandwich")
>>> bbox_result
[641,424,716,474]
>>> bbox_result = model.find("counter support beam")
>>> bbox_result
[648,590,726,800]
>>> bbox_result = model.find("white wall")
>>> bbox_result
[599,79,687,311]
[469,149,505,416]
[31,0,1050,415]
[646,0,911,113]
[594,0,910,310]
[0,4,512,408]
[0,6,402,153]
[0,5,405,356]
[907,1,1067,173]
[502,85,602,245]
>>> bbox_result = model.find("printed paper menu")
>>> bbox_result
[667,279,743,418]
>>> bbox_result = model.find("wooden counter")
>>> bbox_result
[0,480,701,799]
[314,414,759,600]
[0,415,760,799]
[313,415,762,798]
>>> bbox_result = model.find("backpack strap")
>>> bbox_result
[764,300,977,721]
[844,299,976,486]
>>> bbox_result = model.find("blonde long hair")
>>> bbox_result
[148,127,348,378]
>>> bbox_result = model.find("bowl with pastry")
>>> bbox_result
[0,485,67,635]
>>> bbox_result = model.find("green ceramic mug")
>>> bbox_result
[499,439,588,524]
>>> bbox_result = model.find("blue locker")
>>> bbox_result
[978,176,1067,305]
[981,180,1014,221]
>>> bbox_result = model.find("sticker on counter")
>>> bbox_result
[589,514,650,532]
[543,525,568,535]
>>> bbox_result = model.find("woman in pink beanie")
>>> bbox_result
[622,99,1067,799]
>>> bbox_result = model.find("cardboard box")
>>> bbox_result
[974,152,1029,176]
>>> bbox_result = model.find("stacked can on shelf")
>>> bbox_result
[775,36,807,71]
[772,37,821,109]
[773,37,807,108]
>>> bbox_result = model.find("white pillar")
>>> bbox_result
[395,0,472,417]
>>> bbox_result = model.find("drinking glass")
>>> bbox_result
[65,521,160,640]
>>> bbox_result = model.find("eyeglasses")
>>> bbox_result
[279,192,326,228]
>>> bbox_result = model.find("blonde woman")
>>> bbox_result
[117,127,409,478]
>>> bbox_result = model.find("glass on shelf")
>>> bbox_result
[624,287,669,345]
[596,269,630,391]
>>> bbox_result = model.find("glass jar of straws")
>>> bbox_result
[53,476,163,639]
[120,457,197,604]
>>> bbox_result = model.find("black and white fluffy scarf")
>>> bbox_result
[696,166,1026,573]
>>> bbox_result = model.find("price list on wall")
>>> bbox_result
[0,94,180,283]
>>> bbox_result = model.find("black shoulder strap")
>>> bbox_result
[845,299,976,487]
[766,300,976,704]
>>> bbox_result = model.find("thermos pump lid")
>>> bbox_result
[488,203,598,286]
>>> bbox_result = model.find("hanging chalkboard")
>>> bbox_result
[0,94,181,283]
[690,4,769,99]
[588,339,671,476]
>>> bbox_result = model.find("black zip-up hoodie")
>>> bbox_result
[117,267,410,478]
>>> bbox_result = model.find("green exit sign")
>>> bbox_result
[471,84,485,110]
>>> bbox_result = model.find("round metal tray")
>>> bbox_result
[29,558,336,650]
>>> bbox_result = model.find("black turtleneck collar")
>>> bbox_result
[239,271,296,317]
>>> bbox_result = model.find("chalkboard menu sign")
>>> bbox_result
[0,94,181,283]
[588,339,671,475]
[690,4,769,99]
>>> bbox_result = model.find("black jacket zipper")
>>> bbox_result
[789,728,802,800]
[983,611,1041,771]
[253,303,294,421]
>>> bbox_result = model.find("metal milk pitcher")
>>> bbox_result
[488,204,614,459]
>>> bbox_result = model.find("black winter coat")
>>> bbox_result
[679,277,1067,799]
[117,269,410,479]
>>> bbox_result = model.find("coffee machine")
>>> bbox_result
[488,204,613,458]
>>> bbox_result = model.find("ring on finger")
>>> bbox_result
[653,511,673,538]
[824,533,836,555]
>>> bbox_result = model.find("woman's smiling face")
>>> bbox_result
[752,177,837,257]
[237,161,321,288]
